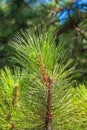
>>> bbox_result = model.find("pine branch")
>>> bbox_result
[9,28,76,129]
[56,19,81,36]
[1,27,87,129]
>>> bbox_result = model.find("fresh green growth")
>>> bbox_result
[72,84,87,130]
[0,28,87,129]
[0,67,24,129]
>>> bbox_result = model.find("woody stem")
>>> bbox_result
[45,86,52,130]
[38,55,52,129]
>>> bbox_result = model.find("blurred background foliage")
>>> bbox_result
[0,0,87,82]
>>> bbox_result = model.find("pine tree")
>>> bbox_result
[0,27,87,129]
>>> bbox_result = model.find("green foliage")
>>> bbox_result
[0,25,87,129]
[0,68,87,130]
[0,0,87,128]
[0,28,75,129]
[0,67,24,129]
[72,84,87,130]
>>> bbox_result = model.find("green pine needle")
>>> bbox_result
[1,27,86,129]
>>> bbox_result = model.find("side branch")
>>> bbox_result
[56,19,81,36]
